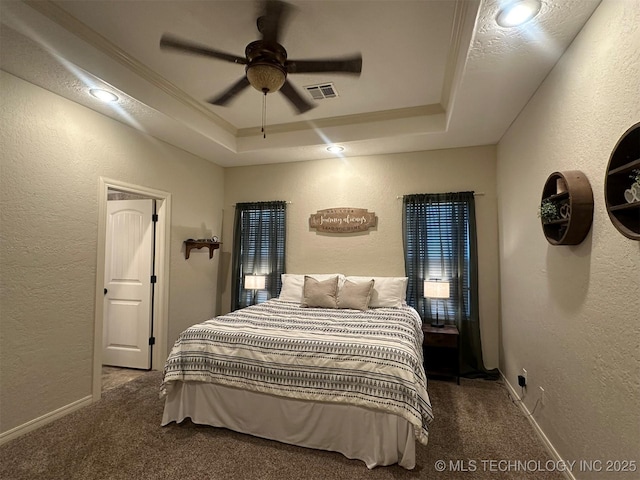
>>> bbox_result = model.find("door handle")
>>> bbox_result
[104,288,108,295]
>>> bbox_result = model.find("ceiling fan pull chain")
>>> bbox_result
[262,90,267,139]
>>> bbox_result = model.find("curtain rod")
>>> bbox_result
[396,192,485,199]
[232,201,292,207]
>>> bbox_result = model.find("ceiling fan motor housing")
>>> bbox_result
[245,41,288,93]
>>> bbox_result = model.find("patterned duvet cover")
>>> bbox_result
[161,299,433,444]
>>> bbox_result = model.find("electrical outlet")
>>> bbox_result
[539,386,546,406]
[517,375,526,387]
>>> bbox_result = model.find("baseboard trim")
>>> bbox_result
[0,395,93,445]
[500,372,576,480]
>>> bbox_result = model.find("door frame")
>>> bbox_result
[93,177,172,402]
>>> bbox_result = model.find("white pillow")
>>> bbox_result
[345,276,408,308]
[279,273,345,302]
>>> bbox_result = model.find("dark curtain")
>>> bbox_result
[231,201,286,311]
[403,192,498,379]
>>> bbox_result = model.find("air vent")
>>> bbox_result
[304,83,338,100]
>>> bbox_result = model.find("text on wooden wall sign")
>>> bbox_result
[309,208,377,233]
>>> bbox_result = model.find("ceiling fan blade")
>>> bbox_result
[279,80,315,114]
[160,34,247,65]
[259,0,291,48]
[207,76,251,106]
[286,55,363,75]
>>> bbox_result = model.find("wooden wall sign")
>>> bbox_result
[309,208,377,233]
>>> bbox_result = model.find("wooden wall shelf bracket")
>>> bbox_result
[184,239,221,259]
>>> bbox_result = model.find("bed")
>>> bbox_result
[160,274,433,469]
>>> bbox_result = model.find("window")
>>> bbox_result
[403,191,497,378]
[231,201,286,310]
[403,192,473,322]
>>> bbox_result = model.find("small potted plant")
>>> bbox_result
[538,199,559,223]
[630,169,640,187]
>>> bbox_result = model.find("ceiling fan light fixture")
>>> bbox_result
[496,0,541,28]
[246,62,286,94]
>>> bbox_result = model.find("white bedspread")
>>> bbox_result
[161,299,433,444]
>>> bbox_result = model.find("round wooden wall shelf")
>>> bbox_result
[540,171,594,245]
[605,122,640,240]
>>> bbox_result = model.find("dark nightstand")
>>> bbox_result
[422,324,460,384]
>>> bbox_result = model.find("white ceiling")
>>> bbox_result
[0,0,601,167]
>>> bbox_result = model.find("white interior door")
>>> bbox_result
[103,199,154,369]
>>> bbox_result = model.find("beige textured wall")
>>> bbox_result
[0,72,224,434]
[496,0,640,476]
[222,146,500,368]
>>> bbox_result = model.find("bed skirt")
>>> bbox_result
[161,381,416,469]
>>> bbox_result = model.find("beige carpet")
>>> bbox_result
[0,372,564,480]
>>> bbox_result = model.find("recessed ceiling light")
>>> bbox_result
[496,0,541,28]
[327,145,344,153]
[89,88,119,103]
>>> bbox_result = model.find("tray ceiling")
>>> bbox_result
[0,0,600,166]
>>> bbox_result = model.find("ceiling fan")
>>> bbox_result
[159,0,362,115]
